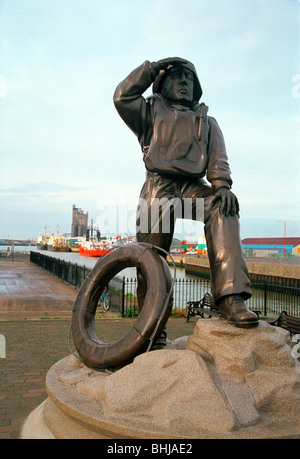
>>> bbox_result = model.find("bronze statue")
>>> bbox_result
[114,57,258,346]
[71,57,258,370]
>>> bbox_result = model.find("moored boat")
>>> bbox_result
[66,237,85,252]
[37,227,54,250]
[49,226,72,252]
[51,236,72,252]
[79,236,109,257]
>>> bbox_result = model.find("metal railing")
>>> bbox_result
[30,251,300,318]
[122,276,300,318]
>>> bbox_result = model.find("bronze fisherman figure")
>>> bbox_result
[114,57,258,347]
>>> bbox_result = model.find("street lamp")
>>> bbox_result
[278,221,286,261]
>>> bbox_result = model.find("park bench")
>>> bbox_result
[269,310,300,336]
[186,293,219,322]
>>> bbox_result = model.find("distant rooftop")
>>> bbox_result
[242,237,300,247]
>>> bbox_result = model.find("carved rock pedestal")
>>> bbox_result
[21,320,300,439]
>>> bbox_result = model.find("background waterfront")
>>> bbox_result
[29,249,300,318]
[1,245,195,281]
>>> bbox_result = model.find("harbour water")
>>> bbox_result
[0,245,37,254]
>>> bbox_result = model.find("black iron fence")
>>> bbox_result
[122,276,300,318]
[30,251,300,319]
[30,250,89,289]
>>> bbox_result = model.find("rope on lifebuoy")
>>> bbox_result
[70,242,175,370]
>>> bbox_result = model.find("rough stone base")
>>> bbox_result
[21,319,300,439]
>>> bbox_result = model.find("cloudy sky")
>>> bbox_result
[0,0,299,241]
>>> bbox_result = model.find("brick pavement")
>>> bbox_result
[0,253,78,320]
[0,254,195,439]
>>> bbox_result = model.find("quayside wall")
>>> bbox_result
[168,255,300,284]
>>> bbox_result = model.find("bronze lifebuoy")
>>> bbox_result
[71,243,173,370]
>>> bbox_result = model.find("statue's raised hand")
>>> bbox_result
[157,57,188,70]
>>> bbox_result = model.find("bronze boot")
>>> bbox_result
[150,328,167,351]
[219,294,259,328]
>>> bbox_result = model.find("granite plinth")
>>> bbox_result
[21,319,300,439]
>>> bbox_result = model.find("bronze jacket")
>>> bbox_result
[114,60,232,189]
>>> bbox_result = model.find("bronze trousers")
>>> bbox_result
[136,172,252,312]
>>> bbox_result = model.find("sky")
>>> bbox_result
[0,0,299,242]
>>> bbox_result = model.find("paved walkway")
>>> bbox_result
[0,254,195,439]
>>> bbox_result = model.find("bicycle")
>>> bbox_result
[99,287,111,311]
